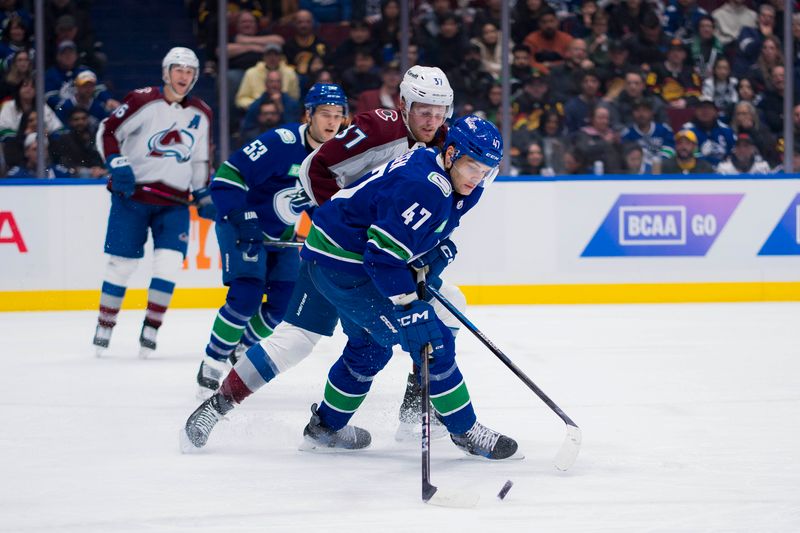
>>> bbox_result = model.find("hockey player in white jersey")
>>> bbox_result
[92,47,216,358]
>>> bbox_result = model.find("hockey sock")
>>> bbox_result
[428,363,476,435]
[317,356,373,431]
[97,255,138,329]
[240,282,293,348]
[144,277,174,329]
[98,281,126,329]
[205,279,263,362]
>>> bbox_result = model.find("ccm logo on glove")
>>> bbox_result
[398,309,430,326]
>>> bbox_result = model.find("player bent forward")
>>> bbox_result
[183,116,521,460]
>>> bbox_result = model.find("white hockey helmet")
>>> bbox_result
[399,65,454,120]
[162,47,200,94]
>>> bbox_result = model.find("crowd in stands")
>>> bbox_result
[2,0,800,178]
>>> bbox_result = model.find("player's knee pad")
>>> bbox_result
[258,321,321,374]
[152,248,184,281]
[341,336,394,377]
[225,277,265,316]
[104,255,139,286]
[430,280,465,335]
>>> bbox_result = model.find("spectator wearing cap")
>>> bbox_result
[661,129,714,174]
[627,10,671,67]
[664,0,708,41]
[242,69,301,129]
[689,15,723,80]
[355,62,401,114]
[681,96,736,167]
[549,39,595,102]
[611,70,667,127]
[621,97,676,165]
[328,19,380,79]
[511,72,564,134]
[712,0,756,46]
[564,69,602,133]
[50,13,104,74]
[5,132,70,178]
[646,39,701,109]
[607,0,657,39]
[44,40,115,112]
[523,7,573,75]
[448,42,494,110]
[701,57,738,122]
[49,106,105,178]
[55,70,109,126]
[236,41,300,111]
[716,133,772,174]
[283,10,328,76]
[597,39,630,100]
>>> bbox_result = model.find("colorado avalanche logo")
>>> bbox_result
[273,185,313,225]
[147,123,195,162]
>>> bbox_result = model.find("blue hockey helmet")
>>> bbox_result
[444,115,503,171]
[304,83,348,116]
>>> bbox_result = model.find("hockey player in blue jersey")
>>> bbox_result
[183,115,520,459]
[195,83,348,398]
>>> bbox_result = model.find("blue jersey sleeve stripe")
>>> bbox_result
[213,161,248,190]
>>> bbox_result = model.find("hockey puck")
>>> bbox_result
[497,480,514,500]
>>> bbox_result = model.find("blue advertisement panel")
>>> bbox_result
[582,194,743,257]
[759,193,800,256]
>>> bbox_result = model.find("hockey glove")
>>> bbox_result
[394,299,444,364]
[411,239,457,286]
[193,188,217,220]
[226,208,262,258]
[107,155,135,198]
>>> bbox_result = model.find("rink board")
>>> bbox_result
[1,174,799,310]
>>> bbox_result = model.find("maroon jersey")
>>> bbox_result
[299,108,447,206]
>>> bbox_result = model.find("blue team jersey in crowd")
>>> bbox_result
[211,123,313,241]
[302,147,483,298]
[621,122,676,165]
[682,120,736,167]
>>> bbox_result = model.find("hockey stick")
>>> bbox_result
[417,272,479,508]
[426,283,582,471]
[262,240,304,248]
[140,185,194,206]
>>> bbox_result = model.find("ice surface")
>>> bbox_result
[2,303,799,532]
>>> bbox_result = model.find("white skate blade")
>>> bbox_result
[298,436,369,453]
[138,346,154,359]
[94,345,107,358]
[554,424,582,471]
[394,421,449,442]
[425,488,480,508]
[457,448,525,461]
[178,428,201,454]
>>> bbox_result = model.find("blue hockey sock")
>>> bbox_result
[205,279,262,362]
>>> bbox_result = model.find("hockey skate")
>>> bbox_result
[395,372,448,442]
[299,403,371,452]
[138,321,158,359]
[196,356,230,400]
[179,392,234,452]
[92,324,113,357]
[451,421,523,460]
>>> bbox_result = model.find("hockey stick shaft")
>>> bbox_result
[417,272,438,502]
[262,240,304,248]
[426,284,579,430]
[140,185,194,206]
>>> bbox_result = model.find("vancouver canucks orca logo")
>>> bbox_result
[273,184,313,225]
[147,122,195,162]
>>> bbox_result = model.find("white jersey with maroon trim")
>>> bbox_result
[97,86,212,194]
[299,108,447,206]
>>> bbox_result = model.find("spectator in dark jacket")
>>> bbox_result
[49,106,105,178]
[661,129,715,174]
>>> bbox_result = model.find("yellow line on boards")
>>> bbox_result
[1,282,800,311]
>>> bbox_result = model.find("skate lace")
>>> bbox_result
[466,422,501,452]
[195,403,222,432]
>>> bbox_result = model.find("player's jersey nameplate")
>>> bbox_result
[582,194,743,257]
